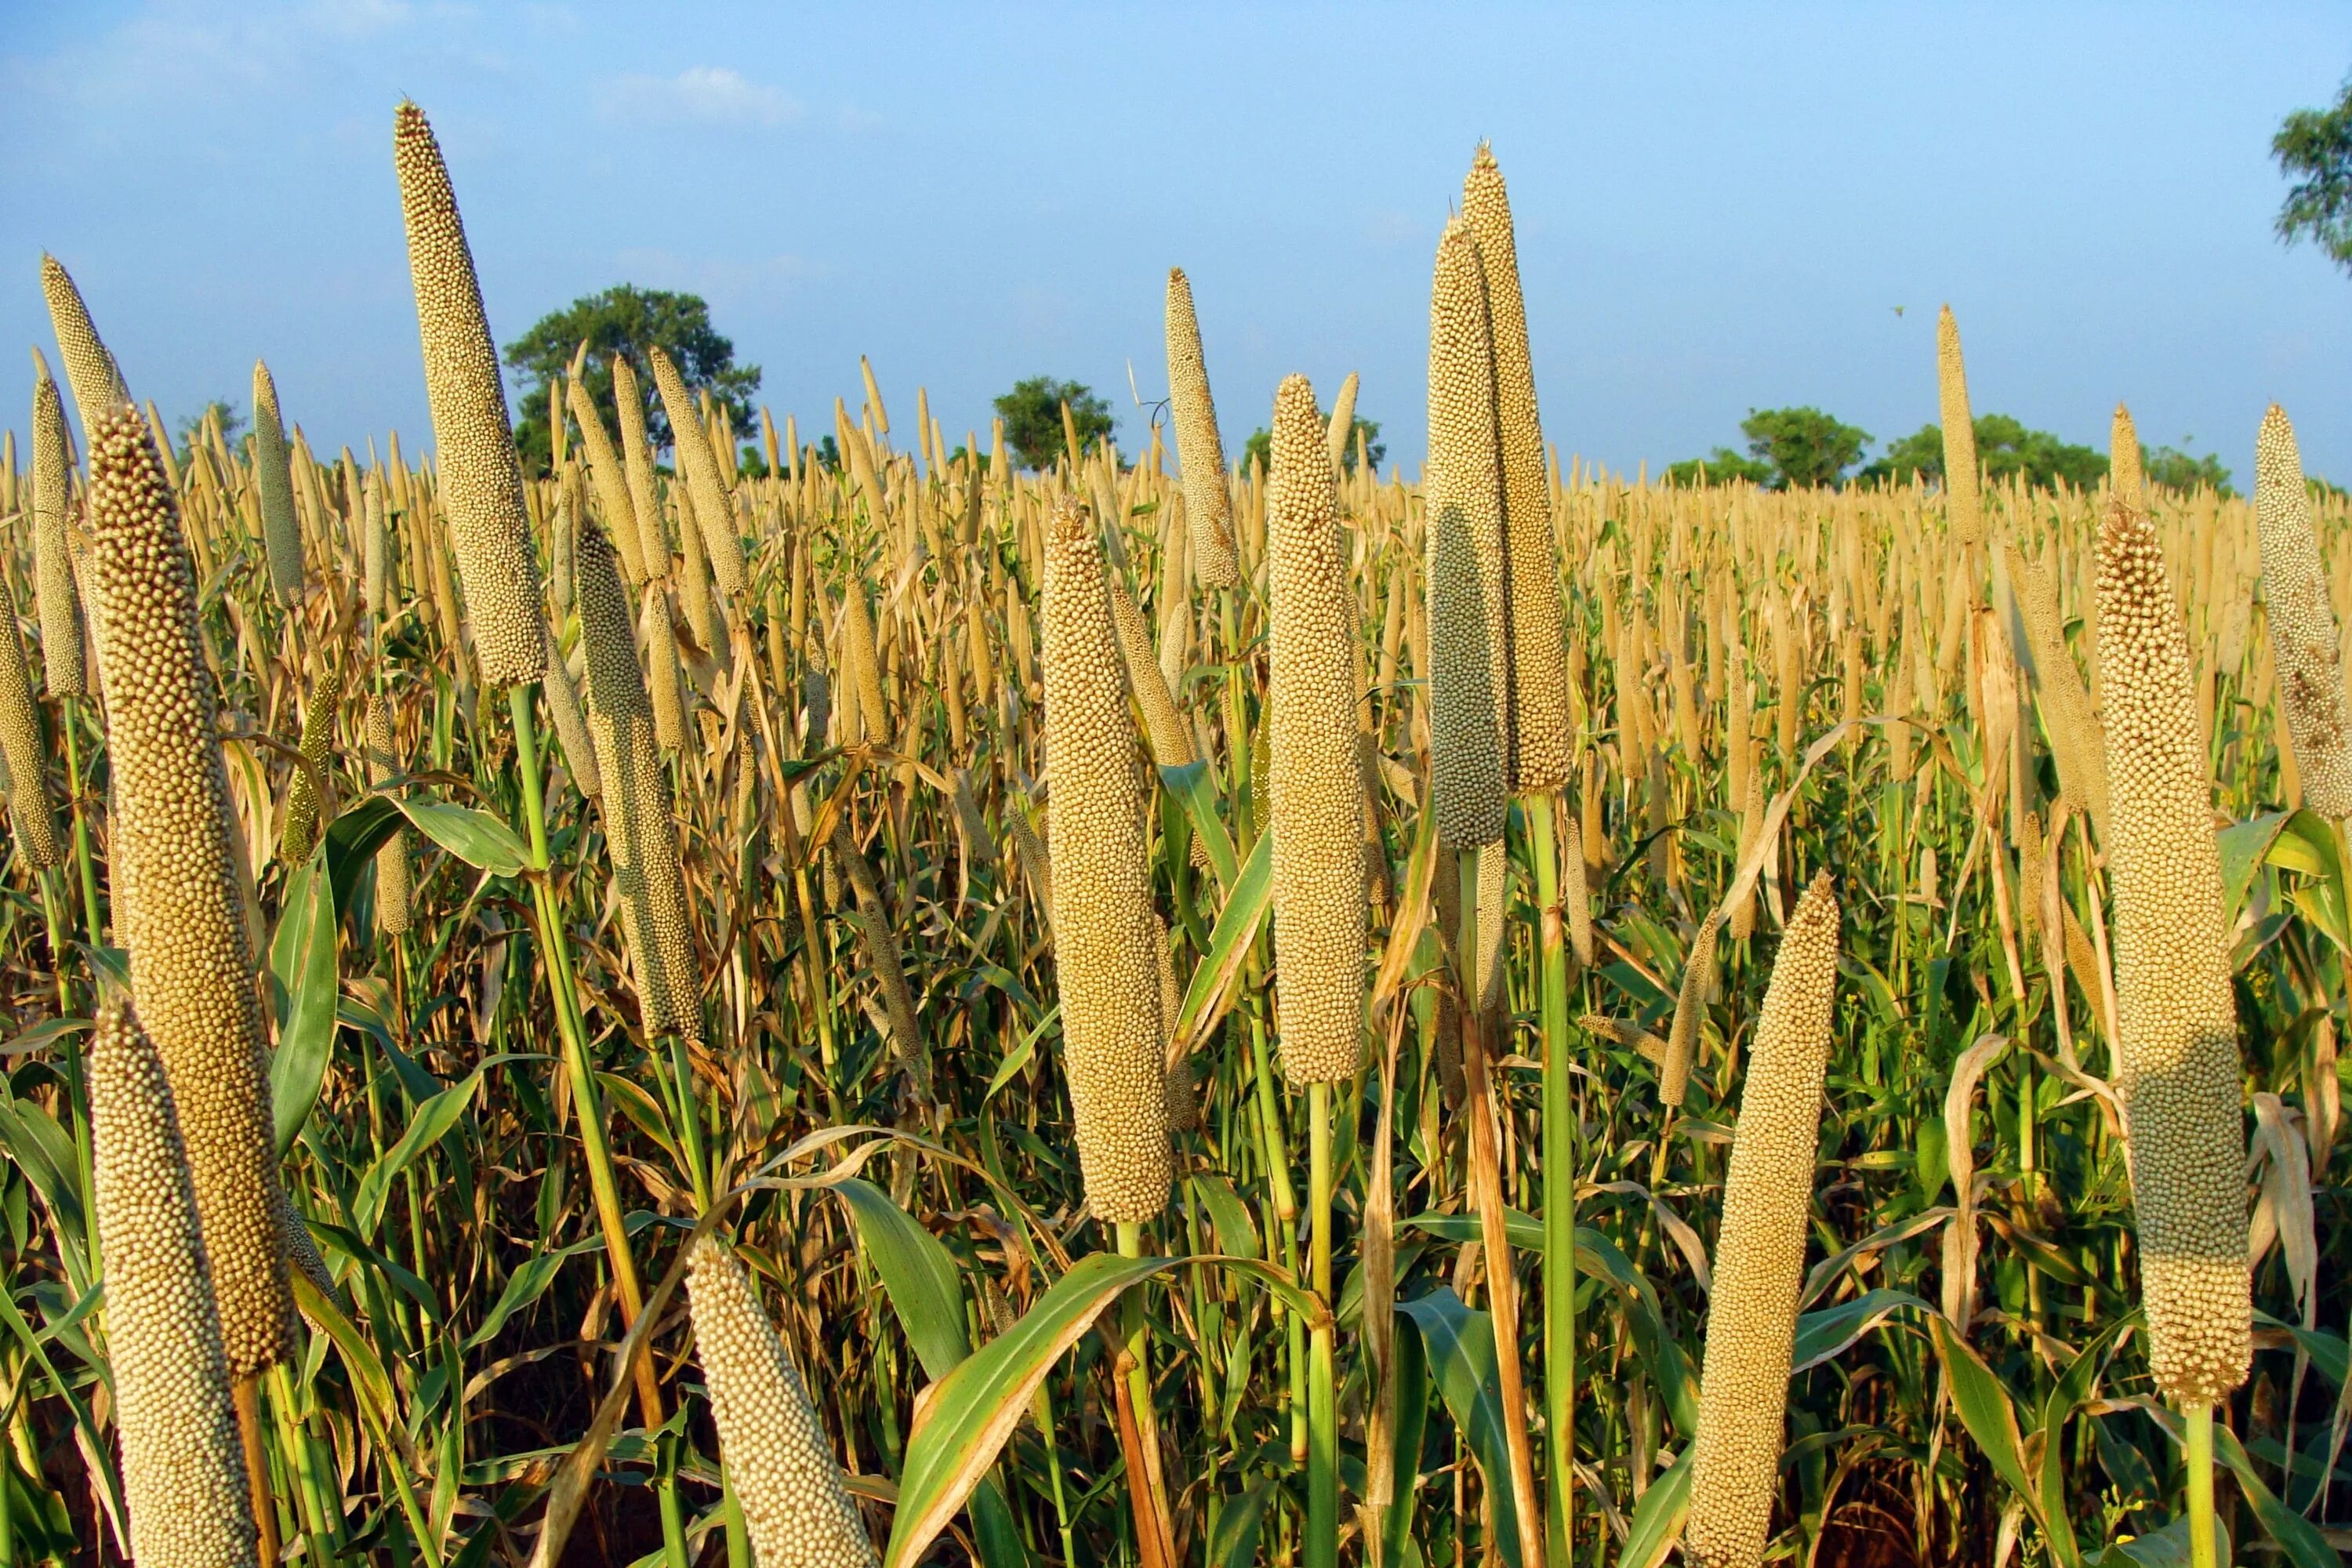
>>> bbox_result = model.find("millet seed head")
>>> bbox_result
[1685,871,1840,1568]
[2095,503,2251,1409]
[391,100,548,687]
[1463,143,1573,793]
[685,1235,878,1568]
[89,1000,258,1568]
[87,405,292,1375]
[2254,405,2352,819]
[29,363,85,698]
[252,360,307,606]
[1425,216,1510,849]
[1265,374,1367,1085]
[1040,495,1170,1221]
[1165,268,1240,588]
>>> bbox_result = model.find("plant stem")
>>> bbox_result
[505,683,662,1426]
[1530,794,1576,1567]
[1306,1081,1338,1568]
[2187,1401,2216,1568]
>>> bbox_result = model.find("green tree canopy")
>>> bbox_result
[1857,414,2107,490]
[2274,74,2352,274]
[503,285,760,475]
[993,376,1114,470]
[1241,414,1385,477]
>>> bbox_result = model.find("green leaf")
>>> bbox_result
[1171,831,1272,1056]
[884,1252,1164,1568]
[1396,1289,1523,1568]
[1160,760,1237,888]
[397,797,532,877]
[1929,1315,2038,1511]
[354,1065,486,1239]
[1619,1446,1693,1568]
[833,1178,971,1381]
[1791,1290,1929,1374]
[267,843,340,1156]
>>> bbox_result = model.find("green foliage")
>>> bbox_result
[2274,74,2352,274]
[992,376,1114,470]
[1859,414,2107,491]
[2144,443,2235,496]
[502,284,760,476]
[1241,415,1385,477]
[1664,448,1775,487]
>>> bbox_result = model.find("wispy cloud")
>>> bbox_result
[601,66,800,129]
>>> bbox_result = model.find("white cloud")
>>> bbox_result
[602,66,801,129]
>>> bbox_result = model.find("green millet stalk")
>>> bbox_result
[648,346,748,600]
[29,359,84,698]
[2006,540,2108,836]
[611,354,672,579]
[86,405,292,1374]
[1425,216,1510,849]
[1936,305,1982,552]
[0,567,62,868]
[1266,374,1366,1085]
[1464,143,1573,794]
[685,1235,878,1568]
[2096,503,2251,1410]
[576,521,701,1041]
[2254,405,2352,819]
[364,695,412,937]
[567,370,650,585]
[278,660,342,866]
[1165,268,1240,589]
[251,361,306,605]
[1684,870,1841,1568]
[1040,495,1170,1221]
[89,1000,258,1568]
[391,100,547,688]
[38,253,129,434]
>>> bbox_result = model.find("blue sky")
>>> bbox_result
[3,2,2347,484]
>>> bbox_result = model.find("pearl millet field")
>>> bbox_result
[0,102,2345,1568]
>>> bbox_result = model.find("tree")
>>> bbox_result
[1737,407,1871,489]
[175,397,245,466]
[1241,415,1385,477]
[1664,448,1775,486]
[993,376,1114,470]
[2274,74,2352,274]
[503,285,760,475]
[1857,414,2107,490]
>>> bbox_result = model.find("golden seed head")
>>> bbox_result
[252,360,307,605]
[567,371,649,585]
[648,346,748,599]
[1935,304,1981,549]
[1040,495,1170,1221]
[391,100,547,688]
[1463,143,1573,793]
[87,405,292,1374]
[39,253,129,434]
[577,521,699,1040]
[89,1000,258,1568]
[685,1236,878,1568]
[2255,405,2352,818]
[1165,268,1239,588]
[1425,216,1509,849]
[2095,503,2250,1408]
[278,659,343,867]
[1686,872,1840,1568]
[29,365,85,698]
[364,694,412,936]
[1265,374,1366,1084]
[2111,402,2144,514]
